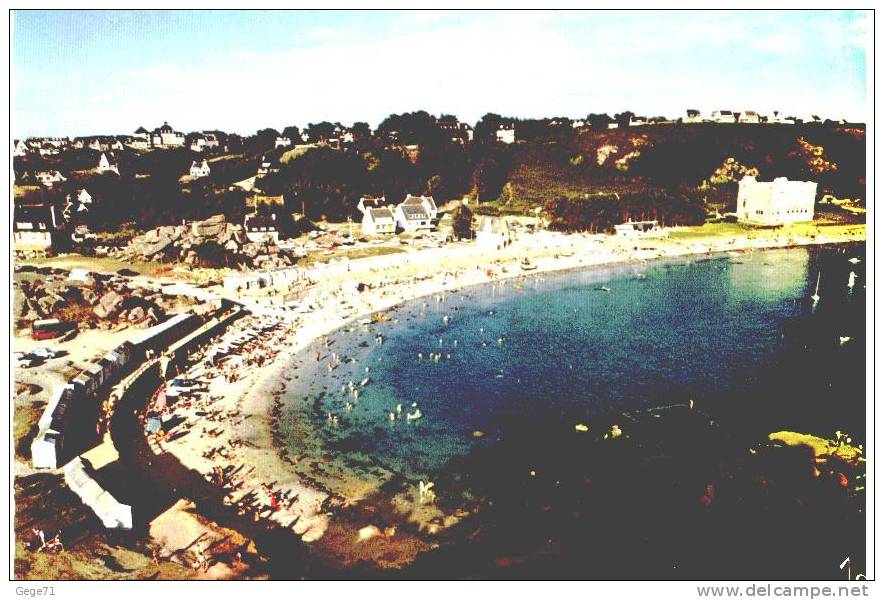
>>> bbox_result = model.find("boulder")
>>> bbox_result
[128,306,146,322]
[93,290,124,319]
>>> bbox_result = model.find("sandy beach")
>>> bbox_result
[152,223,866,553]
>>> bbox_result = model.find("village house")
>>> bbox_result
[246,194,285,209]
[401,194,438,219]
[362,207,396,235]
[62,189,93,221]
[275,136,292,149]
[189,159,211,178]
[38,143,60,157]
[88,139,104,151]
[496,125,516,144]
[35,170,67,187]
[110,139,125,151]
[96,152,120,175]
[684,109,703,123]
[133,126,150,141]
[393,195,437,232]
[475,216,515,249]
[256,155,280,177]
[357,196,386,214]
[13,139,29,156]
[13,200,63,251]
[710,110,736,123]
[150,121,186,147]
[739,111,761,124]
[244,212,280,243]
[125,136,150,151]
[736,175,817,225]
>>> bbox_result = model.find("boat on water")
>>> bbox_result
[596,286,611,292]
[811,273,821,304]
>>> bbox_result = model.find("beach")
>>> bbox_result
[152,222,866,555]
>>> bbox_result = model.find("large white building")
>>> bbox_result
[736,176,817,225]
[361,207,396,235]
[150,122,186,147]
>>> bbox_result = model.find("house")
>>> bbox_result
[189,159,211,178]
[357,196,386,214]
[393,195,436,232]
[736,176,817,225]
[125,136,150,150]
[96,152,120,175]
[35,170,67,187]
[202,132,220,148]
[275,136,292,148]
[710,110,736,123]
[496,126,515,144]
[13,200,62,251]
[133,126,150,140]
[150,121,185,147]
[244,212,280,243]
[401,194,438,220]
[475,217,514,248]
[684,109,703,123]
[13,139,29,156]
[64,188,93,219]
[87,139,104,151]
[110,139,124,151]
[257,157,279,176]
[38,143,60,156]
[190,135,207,152]
[739,111,761,124]
[461,123,474,142]
[629,116,648,126]
[362,207,396,235]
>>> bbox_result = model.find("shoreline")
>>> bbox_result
[157,225,865,551]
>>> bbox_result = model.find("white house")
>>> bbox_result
[357,196,386,214]
[88,139,104,151]
[684,109,703,123]
[475,217,514,249]
[257,157,279,176]
[496,126,515,144]
[35,170,67,187]
[401,194,437,220]
[736,176,817,225]
[125,136,150,151]
[13,201,61,251]
[189,159,211,178]
[739,111,761,124]
[362,207,396,235]
[13,139,29,156]
[150,122,185,147]
[275,136,292,148]
[710,110,736,123]
[96,152,120,175]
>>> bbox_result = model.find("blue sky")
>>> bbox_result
[12,10,869,138]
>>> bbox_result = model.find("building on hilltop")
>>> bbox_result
[736,176,817,225]
[150,122,185,148]
[275,136,292,149]
[496,125,515,144]
[35,170,67,187]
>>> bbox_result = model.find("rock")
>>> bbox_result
[128,306,146,322]
[357,525,382,543]
[93,290,124,319]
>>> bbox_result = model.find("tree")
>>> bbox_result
[614,111,635,128]
[451,204,474,240]
[282,125,301,141]
[587,113,613,130]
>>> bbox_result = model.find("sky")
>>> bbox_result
[11,9,870,138]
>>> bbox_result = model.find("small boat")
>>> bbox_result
[848,271,856,290]
[360,377,370,387]
[848,257,862,264]
[811,273,821,304]
[520,261,537,272]
[596,286,611,292]
[406,409,423,421]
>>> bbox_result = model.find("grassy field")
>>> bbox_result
[299,244,405,266]
[668,220,865,241]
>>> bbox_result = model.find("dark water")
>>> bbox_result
[282,244,866,485]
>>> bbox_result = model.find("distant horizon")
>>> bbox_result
[12,10,870,138]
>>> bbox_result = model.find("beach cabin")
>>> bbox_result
[736,176,817,225]
[614,220,666,238]
[362,207,396,235]
[475,217,514,249]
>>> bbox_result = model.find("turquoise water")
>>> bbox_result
[281,244,866,483]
